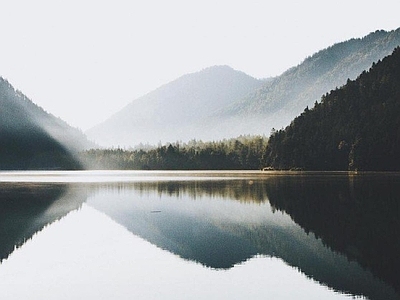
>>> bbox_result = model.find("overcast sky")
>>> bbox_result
[0,0,399,130]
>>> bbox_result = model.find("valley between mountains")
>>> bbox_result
[1,28,400,170]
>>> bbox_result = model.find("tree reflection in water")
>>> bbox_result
[87,174,400,300]
[266,173,400,296]
[0,183,86,262]
[1,172,399,300]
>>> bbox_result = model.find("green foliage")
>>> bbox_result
[0,78,83,170]
[265,47,400,171]
[227,28,400,121]
[80,135,268,170]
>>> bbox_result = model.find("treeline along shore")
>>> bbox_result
[81,47,400,172]
[80,136,268,170]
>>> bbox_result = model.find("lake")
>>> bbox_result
[0,171,399,300]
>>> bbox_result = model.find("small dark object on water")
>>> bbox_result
[150,210,162,213]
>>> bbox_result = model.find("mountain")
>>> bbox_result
[264,46,400,171]
[87,29,400,147]
[217,28,400,135]
[0,78,93,169]
[86,66,264,146]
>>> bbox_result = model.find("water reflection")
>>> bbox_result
[87,180,272,269]
[86,176,400,300]
[265,174,400,298]
[0,183,86,262]
[90,179,269,202]
[1,172,399,300]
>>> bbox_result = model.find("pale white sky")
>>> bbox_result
[0,0,399,130]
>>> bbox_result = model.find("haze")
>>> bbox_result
[0,0,399,130]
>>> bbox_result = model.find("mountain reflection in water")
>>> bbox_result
[86,175,400,300]
[266,174,400,297]
[0,172,399,300]
[0,183,86,262]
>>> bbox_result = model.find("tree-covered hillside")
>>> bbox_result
[86,29,400,147]
[265,47,400,171]
[80,135,268,170]
[217,28,400,135]
[0,78,90,169]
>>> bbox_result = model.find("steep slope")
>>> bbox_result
[0,78,93,169]
[88,29,400,147]
[217,28,400,135]
[265,47,400,171]
[86,66,263,146]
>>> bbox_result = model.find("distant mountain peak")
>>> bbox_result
[86,66,263,147]
[202,65,233,70]
[87,27,400,147]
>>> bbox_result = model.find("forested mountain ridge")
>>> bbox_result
[0,77,92,169]
[86,66,264,146]
[87,29,400,147]
[217,28,400,134]
[265,47,400,171]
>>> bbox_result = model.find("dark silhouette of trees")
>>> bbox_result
[0,78,82,170]
[80,136,268,170]
[266,174,400,296]
[264,47,400,171]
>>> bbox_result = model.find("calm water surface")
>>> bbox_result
[0,171,399,300]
